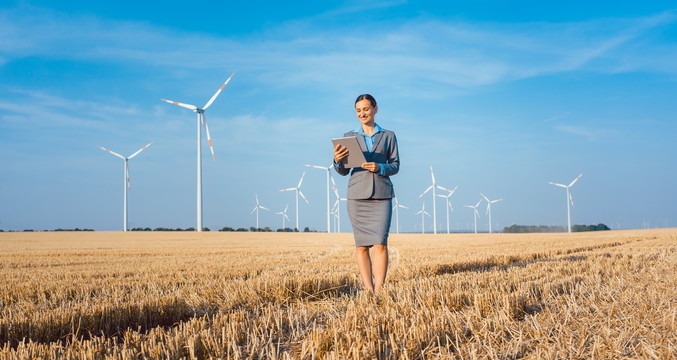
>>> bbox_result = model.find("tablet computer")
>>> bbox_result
[331,136,367,168]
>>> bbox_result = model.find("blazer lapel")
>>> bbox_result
[372,131,385,154]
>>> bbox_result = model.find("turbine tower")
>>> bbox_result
[392,197,408,234]
[437,185,458,234]
[275,205,290,231]
[162,73,234,232]
[480,193,503,233]
[418,166,444,233]
[464,199,483,234]
[548,173,583,233]
[97,142,153,232]
[249,194,269,229]
[331,176,344,233]
[304,164,332,233]
[414,201,431,234]
[280,171,310,231]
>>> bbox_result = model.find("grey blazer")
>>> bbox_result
[334,128,400,199]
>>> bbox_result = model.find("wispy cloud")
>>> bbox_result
[1,7,675,95]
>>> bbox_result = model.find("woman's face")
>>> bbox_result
[355,99,378,126]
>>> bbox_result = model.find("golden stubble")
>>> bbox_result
[0,229,675,359]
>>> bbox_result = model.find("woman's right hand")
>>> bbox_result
[334,144,349,164]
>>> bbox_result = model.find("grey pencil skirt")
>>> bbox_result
[347,198,393,247]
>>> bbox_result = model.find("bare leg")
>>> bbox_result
[371,245,389,293]
[355,246,374,292]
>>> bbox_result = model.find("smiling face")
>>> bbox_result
[355,99,378,127]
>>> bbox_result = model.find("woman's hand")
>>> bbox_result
[334,144,349,164]
[361,162,381,173]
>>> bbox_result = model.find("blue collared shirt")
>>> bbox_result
[335,123,385,175]
[355,123,383,153]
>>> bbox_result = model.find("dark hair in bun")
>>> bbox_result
[355,94,377,108]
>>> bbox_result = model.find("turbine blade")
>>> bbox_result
[98,146,125,160]
[568,173,583,187]
[548,182,567,188]
[437,185,451,193]
[284,214,290,221]
[260,206,269,211]
[161,99,197,111]
[255,194,259,205]
[299,190,310,205]
[304,164,329,170]
[449,202,454,212]
[203,73,234,110]
[492,199,503,203]
[464,205,473,208]
[486,204,490,215]
[128,141,153,159]
[475,199,482,207]
[250,207,257,214]
[415,210,423,215]
[280,188,295,192]
[202,114,215,160]
[418,185,433,198]
[430,165,435,184]
[424,211,431,217]
[570,193,575,208]
[297,171,306,188]
[480,192,489,202]
[284,204,288,212]
[399,205,408,209]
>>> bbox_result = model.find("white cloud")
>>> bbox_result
[1,7,675,95]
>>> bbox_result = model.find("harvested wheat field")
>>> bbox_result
[0,229,675,359]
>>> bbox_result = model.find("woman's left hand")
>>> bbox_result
[361,162,381,173]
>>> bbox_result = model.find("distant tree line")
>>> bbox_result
[504,224,610,233]
[572,224,610,232]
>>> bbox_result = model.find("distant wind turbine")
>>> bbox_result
[304,164,332,233]
[249,194,269,229]
[330,176,344,233]
[98,142,153,232]
[392,197,408,234]
[480,193,503,233]
[275,205,290,231]
[162,73,234,232]
[414,201,431,234]
[418,166,444,234]
[548,173,583,233]
[464,199,483,234]
[437,185,458,234]
[279,171,310,231]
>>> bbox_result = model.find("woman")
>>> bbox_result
[333,94,400,293]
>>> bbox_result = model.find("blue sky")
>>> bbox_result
[1,1,675,232]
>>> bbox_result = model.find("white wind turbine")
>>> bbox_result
[304,164,332,233]
[162,73,234,232]
[437,185,458,234]
[331,200,340,233]
[330,176,345,233]
[480,193,503,233]
[97,141,153,232]
[280,171,310,231]
[392,197,408,234]
[464,199,483,234]
[414,201,431,234]
[275,205,290,231]
[548,173,583,233]
[418,166,444,234]
[249,194,269,230]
